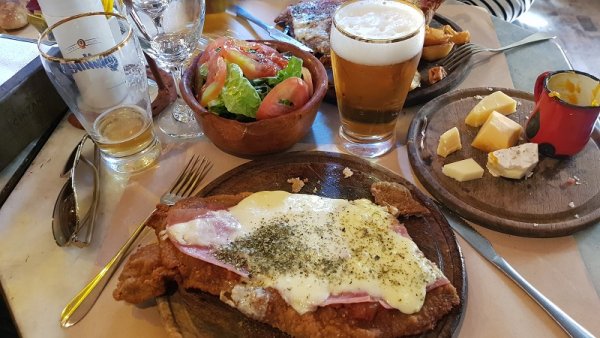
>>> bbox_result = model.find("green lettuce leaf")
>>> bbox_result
[249,78,272,100]
[221,63,261,118]
[207,96,227,115]
[267,56,303,86]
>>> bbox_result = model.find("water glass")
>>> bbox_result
[38,12,161,174]
[127,0,206,139]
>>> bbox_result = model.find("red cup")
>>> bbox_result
[525,70,600,157]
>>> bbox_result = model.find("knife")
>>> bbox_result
[437,203,594,338]
[230,5,314,53]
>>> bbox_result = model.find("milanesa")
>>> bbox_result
[114,184,460,337]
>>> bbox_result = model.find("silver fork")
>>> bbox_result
[60,155,213,328]
[440,32,556,72]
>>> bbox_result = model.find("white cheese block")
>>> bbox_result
[437,127,462,157]
[487,143,539,179]
[465,91,517,127]
[442,158,484,182]
[471,111,523,152]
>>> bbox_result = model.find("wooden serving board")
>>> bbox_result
[407,87,600,237]
[157,151,466,338]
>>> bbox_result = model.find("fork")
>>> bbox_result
[440,32,556,72]
[60,155,213,328]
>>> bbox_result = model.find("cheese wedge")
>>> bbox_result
[487,143,539,179]
[465,91,517,127]
[442,158,484,182]
[437,127,462,157]
[471,111,522,152]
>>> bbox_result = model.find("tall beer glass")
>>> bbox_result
[331,0,425,157]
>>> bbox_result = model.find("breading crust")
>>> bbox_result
[371,181,431,217]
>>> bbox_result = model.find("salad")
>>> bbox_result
[194,37,314,121]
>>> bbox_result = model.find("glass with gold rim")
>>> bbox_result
[38,12,161,174]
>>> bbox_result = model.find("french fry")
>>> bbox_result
[422,42,454,62]
[424,26,450,46]
[442,25,457,36]
[449,31,471,44]
[425,25,470,47]
[422,25,470,63]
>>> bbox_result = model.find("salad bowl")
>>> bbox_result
[181,40,328,157]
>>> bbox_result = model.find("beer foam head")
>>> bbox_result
[331,0,425,66]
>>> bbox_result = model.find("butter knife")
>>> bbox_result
[230,5,314,53]
[438,203,594,338]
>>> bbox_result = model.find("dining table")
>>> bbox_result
[1,0,599,337]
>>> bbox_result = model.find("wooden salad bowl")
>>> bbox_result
[180,40,328,157]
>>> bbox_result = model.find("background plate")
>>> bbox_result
[157,151,466,338]
[407,87,600,237]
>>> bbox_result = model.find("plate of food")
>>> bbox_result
[113,151,466,338]
[274,0,472,106]
[407,87,600,237]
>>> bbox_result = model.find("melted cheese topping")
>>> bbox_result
[167,191,444,315]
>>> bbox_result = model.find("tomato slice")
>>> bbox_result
[236,40,289,69]
[200,38,289,80]
[256,77,310,120]
[301,67,314,97]
[200,56,227,107]
[198,37,229,65]
[221,48,279,80]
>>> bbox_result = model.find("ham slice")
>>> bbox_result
[172,243,249,278]
[320,277,449,310]
[167,208,244,247]
[166,207,211,225]
[322,292,395,309]
[166,207,248,276]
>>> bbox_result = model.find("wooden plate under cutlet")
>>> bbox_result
[407,87,600,237]
[157,151,466,338]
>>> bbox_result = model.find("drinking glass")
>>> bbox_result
[330,0,425,158]
[125,0,206,139]
[38,12,161,174]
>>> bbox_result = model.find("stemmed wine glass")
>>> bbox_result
[124,0,206,139]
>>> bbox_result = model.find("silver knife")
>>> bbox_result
[438,203,594,338]
[230,5,314,53]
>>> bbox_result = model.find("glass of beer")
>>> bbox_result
[331,0,425,157]
[38,12,161,173]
